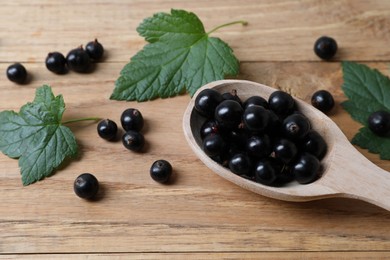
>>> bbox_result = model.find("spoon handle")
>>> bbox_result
[327,143,390,211]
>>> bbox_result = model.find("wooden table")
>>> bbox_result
[1,1,389,259]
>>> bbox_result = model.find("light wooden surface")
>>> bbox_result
[1,0,390,259]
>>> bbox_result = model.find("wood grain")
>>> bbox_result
[0,0,390,258]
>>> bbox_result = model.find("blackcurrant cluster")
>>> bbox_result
[46,39,104,74]
[97,108,145,152]
[195,88,328,186]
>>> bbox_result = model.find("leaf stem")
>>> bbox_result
[207,20,248,35]
[62,117,101,125]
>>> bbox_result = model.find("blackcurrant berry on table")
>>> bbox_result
[45,52,67,74]
[228,153,252,176]
[120,108,144,132]
[122,130,145,152]
[85,39,104,61]
[150,159,173,183]
[282,114,311,140]
[97,119,118,141]
[314,36,338,60]
[243,105,270,133]
[74,173,99,199]
[194,89,223,118]
[300,130,327,160]
[66,46,91,73]
[268,91,295,117]
[215,100,243,129]
[273,138,298,164]
[368,110,390,136]
[202,134,226,157]
[243,95,269,109]
[292,153,321,184]
[6,63,27,84]
[254,158,282,185]
[311,90,335,113]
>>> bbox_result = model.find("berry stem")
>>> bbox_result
[207,20,248,35]
[62,117,100,125]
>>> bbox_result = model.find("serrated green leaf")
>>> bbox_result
[341,61,390,125]
[111,9,240,101]
[341,61,390,159]
[0,86,78,185]
[352,127,390,160]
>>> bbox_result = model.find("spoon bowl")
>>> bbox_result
[183,80,390,211]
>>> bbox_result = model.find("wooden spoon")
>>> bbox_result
[183,80,390,211]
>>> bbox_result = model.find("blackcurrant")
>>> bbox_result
[311,90,335,113]
[97,119,118,141]
[150,159,172,183]
[195,89,223,118]
[282,114,311,140]
[45,52,67,74]
[85,39,104,61]
[121,108,144,132]
[368,110,390,136]
[74,173,99,199]
[300,130,327,160]
[200,119,220,140]
[215,100,243,129]
[243,105,270,133]
[122,130,145,152]
[292,153,320,184]
[228,153,252,176]
[314,36,338,60]
[268,90,295,117]
[246,134,272,159]
[254,158,282,185]
[273,138,298,164]
[66,46,91,73]
[202,134,225,157]
[243,95,268,109]
[222,89,242,105]
[6,63,27,84]
[224,129,248,151]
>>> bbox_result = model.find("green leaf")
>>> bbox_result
[341,61,390,159]
[111,9,243,101]
[0,85,78,185]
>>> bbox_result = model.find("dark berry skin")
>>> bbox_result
[273,139,298,164]
[66,47,91,73]
[311,90,335,113]
[228,153,252,176]
[224,129,248,151]
[45,52,67,74]
[246,134,272,159]
[194,89,223,118]
[222,89,242,105]
[6,63,27,84]
[203,134,225,157]
[150,160,172,183]
[121,108,144,132]
[300,130,327,160]
[215,100,244,129]
[122,130,145,152]
[243,95,268,109]
[243,105,270,133]
[268,91,295,117]
[97,119,118,141]
[200,119,220,140]
[282,114,311,140]
[74,173,99,199]
[314,36,338,60]
[368,110,390,136]
[85,39,104,61]
[254,158,282,185]
[292,153,320,184]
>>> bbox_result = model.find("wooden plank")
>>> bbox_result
[0,1,390,63]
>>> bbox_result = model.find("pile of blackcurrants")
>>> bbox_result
[194,88,328,186]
